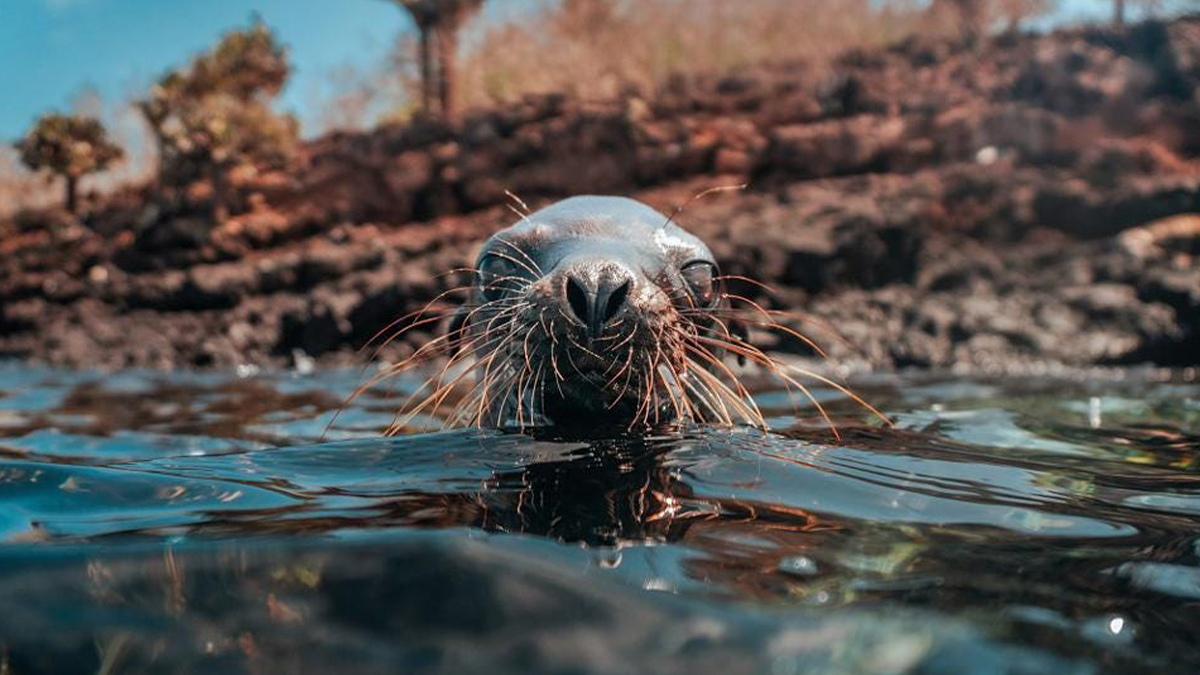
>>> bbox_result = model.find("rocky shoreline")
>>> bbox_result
[2,17,1198,371]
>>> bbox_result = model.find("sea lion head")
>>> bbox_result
[448,195,745,428]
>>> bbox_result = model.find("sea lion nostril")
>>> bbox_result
[563,269,630,335]
[603,279,630,323]
[565,275,590,326]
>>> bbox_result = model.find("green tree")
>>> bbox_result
[391,0,485,119]
[137,20,296,222]
[14,113,124,214]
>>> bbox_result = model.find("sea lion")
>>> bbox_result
[377,195,884,433]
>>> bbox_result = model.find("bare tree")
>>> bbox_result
[397,1,439,114]
[1114,0,1171,28]
[391,0,485,119]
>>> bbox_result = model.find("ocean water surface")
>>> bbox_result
[0,363,1197,674]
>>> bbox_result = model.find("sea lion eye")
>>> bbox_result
[478,254,520,301]
[681,261,718,307]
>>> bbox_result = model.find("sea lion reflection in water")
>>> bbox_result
[361,195,886,434]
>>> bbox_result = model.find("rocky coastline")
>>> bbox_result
[2,17,1197,371]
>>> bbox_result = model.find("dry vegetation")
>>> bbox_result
[458,0,928,106]
[311,0,943,132]
[320,0,1189,129]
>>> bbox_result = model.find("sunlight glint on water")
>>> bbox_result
[0,364,1196,674]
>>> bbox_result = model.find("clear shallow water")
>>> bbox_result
[0,364,1197,674]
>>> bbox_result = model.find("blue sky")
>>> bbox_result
[0,0,537,140]
[0,0,1173,141]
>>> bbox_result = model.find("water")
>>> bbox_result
[0,363,1197,674]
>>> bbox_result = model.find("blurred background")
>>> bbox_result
[1,0,1198,372]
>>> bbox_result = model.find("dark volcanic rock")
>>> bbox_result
[2,16,1199,371]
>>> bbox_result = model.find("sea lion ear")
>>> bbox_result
[730,318,748,367]
[446,306,470,358]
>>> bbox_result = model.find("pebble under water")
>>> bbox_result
[0,364,1197,674]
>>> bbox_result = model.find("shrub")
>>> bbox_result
[137,20,296,222]
[13,113,123,214]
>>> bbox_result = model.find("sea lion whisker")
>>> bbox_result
[470,353,503,427]
[464,300,529,335]
[493,361,528,427]
[490,236,543,276]
[710,301,856,351]
[635,362,663,428]
[682,358,752,426]
[631,364,653,424]
[650,366,665,426]
[404,361,482,431]
[663,331,737,426]
[656,363,691,423]
[689,334,841,438]
[504,189,531,215]
[514,361,529,427]
[366,292,525,374]
[712,274,776,294]
[389,355,494,434]
[442,376,483,430]
[534,361,548,423]
[567,333,603,361]
[359,289,499,372]
[547,320,566,395]
[391,366,477,434]
[398,335,501,408]
[601,325,639,377]
[658,183,747,231]
[397,322,526,429]
[505,203,528,225]
[672,373,698,424]
[472,352,501,427]
[359,281,482,353]
[525,360,547,424]
[479,249,541,287]
[415,304,519,373]
[688,333,774,368]
[687,354,763,427]
[593,320,630,342]
[475,325,530,425]
[445,354,508,428]
[685,309,828,359]
[333,328,463,425]
[690,324,887,428]
[605,329,641,407]
[474,271,534,293]
[676,307,735,338]
[366,310,463,365]
[466,303,531,351]
[681,342,764,427]
[515,342,539,425]
[773,361,893,427]
[643,326,684,425]
[537,307,553,343]
[679,364,731,425]
[562,338,587,380]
